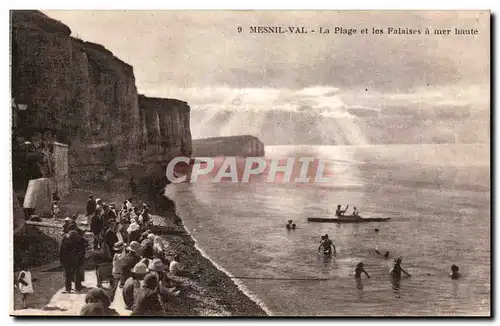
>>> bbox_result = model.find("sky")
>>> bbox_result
[42,10,490,112]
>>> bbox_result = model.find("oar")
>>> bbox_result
[342,205,350,215]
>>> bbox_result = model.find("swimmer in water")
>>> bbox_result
[354,262,370,279]
[292,223,296,230]
[374,228,381,254]
[450,264,460,279]
[384,251,390,259]
[318,234,336,255]
[390,257,411,278]
[286,220,293,230]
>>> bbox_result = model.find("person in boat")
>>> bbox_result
[352,207,359,217]
[390,257,411,278]
[335,205,344,217]
[450,264,460,279]
[354,262,370,279]
[318,234,336,255]
[286,220,293,230]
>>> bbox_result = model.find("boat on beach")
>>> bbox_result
[307,216,391,223]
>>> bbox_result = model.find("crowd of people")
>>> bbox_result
[56,194,186,315]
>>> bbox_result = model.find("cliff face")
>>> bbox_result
[135,95,192,178]
[12,10,140,180]
[11,11,192,184]
[192,135,264,157]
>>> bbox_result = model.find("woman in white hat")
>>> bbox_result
[127,219,141,243]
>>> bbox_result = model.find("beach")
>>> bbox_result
[12,186,267,316]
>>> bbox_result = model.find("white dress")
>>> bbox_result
[169,261,182,275]
[18,270,34,294]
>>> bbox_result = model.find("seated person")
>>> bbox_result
[169,255,185,276]
[122,262,148,310]
[131,273,164,316]
[335,205,344,217]
[80,288,119,316]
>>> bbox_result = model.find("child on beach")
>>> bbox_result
[16,264,34,309]
[52,200,61,219]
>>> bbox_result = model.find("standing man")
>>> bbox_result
[103,220,119,262]
[90,207,103,250]
[317,234,336,255]
[87,195,97,217]
[59,224,86,293]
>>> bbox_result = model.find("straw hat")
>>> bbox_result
[141,239,152,248]
[127,241,141,253]
[64,217,71,222]
[131,262,148,275]
[113,241,125,251]
[148,258,166,272]
[85,287,110,307]
[128,222,140,233]
[147,233,156,241]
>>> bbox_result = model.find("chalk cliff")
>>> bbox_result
[133,95,192,180]
[138,95,192,161]
[11,10,192,184]
[192,135,265,157]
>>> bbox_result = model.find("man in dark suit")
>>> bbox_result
[87,195,97,216]
[59,224,86,293]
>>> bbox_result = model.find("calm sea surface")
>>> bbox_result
[166,144,490,316]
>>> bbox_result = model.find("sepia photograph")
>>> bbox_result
[9,9,490,317]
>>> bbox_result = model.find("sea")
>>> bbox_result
[165,143,490,316]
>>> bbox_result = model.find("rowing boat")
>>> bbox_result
[307,216,391,223]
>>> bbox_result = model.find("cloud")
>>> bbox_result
[43,10,489,92]
[142,82,488,121]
